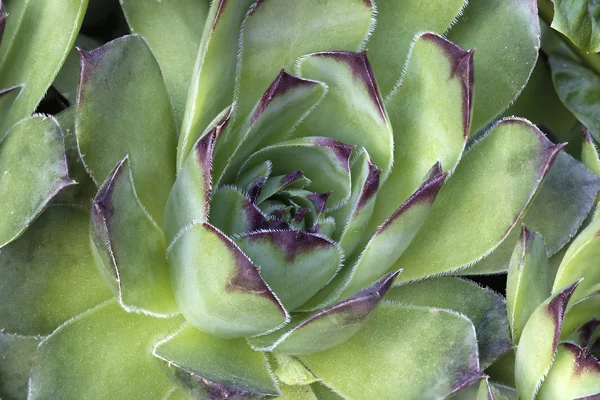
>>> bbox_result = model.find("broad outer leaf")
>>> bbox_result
[300,303,482,399]
[0,333,40,400]
[0,205,112,336]
[293,51,393,178]
[167,222,288,338]
[235,230,342,311]
[76,34,177,222]
[515,281,580,400]
[0,116,74,248]
[391,119,562,283]
[553,214,600,304]
[447,0,540,133]
[549,55,600,142]
[29,300,183,400]
[232,0,373,131]
[0,0,87,134]
[121,0,209,127]
[177,0,256,170]
[249,272,398,355]
[386,277,513,369]
[506,227,552,344]
[91,158,178,316]
[551,0,600,53]
[583,130,600,178]
[154,324,279,399]
[365,0,466,97]
[372,33,473,228]
[537,343,600,399]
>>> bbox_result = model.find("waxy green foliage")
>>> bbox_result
[1,0,600,399]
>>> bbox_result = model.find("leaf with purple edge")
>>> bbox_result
[371,32,473,229]
[0,116,75,248]
[177,0,256,170]
[0,0,87,135]
[166,222,288,338]
[76,35,177,223]
[234,230,343,311]
[120,0,209,127]
[565,320,600,349]
[447,0,540,134]
[300,302,482,399]
[237,161,273,196]
[153,323,279,399]
[536,343,600,399]
[390,118,563,284]
[0,332,40,400]
[164,106,232,244]
[256,172,311,205]
[506,227,552,344]
[515,280,580,400]
[562,292,600,341]
[91,157,178,316]
[248,271,398,356]
[292,51,393,179]
[232,0,373,132]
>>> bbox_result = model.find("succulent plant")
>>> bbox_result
[1,0,600,399]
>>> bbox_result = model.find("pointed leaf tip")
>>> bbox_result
[355,159,381,213]
[314,137,354,172]
[548,280,581,348]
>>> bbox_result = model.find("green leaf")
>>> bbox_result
[447,0,540,133]
[278,384,317,400]
[562,292,600,339]
[506,227,552,344]
[120,0,209,127]
[249,271,398,356]
[0,205,111,336]
[515,281,579,400]
[549,55,600,142]
[234,230,342,311]
[91,158,178,316]
[153,323,279,399]
[167,222,288,338]
[553,215,600,303]
[0,116,74,248]
[177,0,256,170]
[300,303,482,399]
[273,355,318,386]
[565,319,600,348]
[292,51,393,178]
[29,300,183,400]
[537,343,600,399]
[451,380,519,400]
[551,0,600,53]
[0,333,40,400]
[0,0,87,135]
[214,71,326,185]
[0,1,6,44]
[386,277,513,369]
[232,0,373,131]
[310,383,344,400]
[0,84,20,123]
[164,107,232,244]
[53,35,99,104]
[238,137,352,209]
[76,34,177,222]
[583,129,600,178]
[372,33,473,228]
[391,119,562,283]
[365,0,466,97]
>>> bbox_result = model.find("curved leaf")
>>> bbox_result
[0,0,87,134]
[0,84,20,123]
[76,34,177,222]
[562,292,600,339]
[167,222,288,338]
[583,130,600,178]
[551,0,600,53]
[29,300,183,400]
[154,324,279,399]
[91,158,178,316]
[0,116,74,248]
[0,333,40,400]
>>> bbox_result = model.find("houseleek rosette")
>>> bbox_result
[1,0,600,399]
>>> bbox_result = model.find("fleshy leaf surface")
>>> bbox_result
[154,324,279,399]
[167,222,287,338]
[120,0,209,126]
[562,292,600,340]
[391,119,562,283]
[76,34,177,222]
[386,277,512,369]
[0,116,74,248]
[29,300,183,400]
[447,0,540,133]
[583,130,600,178]
[551,0,600,53]
[91,158,178,316]
[0,0,87,134]
[300,303,482,399]
[0,84,20,123]
[0,333,40,400]
[506,227,552,344]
